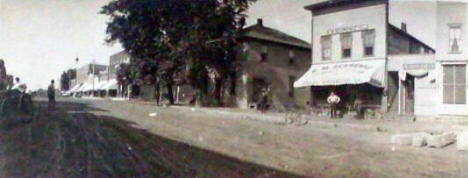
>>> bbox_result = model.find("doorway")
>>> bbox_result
[400,75,415,115]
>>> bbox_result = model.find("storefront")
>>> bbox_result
[295,60,385,115]
[299,0,436,117]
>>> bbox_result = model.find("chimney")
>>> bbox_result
[257,18,263,27]
[401,23,407,32]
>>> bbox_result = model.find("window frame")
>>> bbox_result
[448,24,462,54]
[362,29,376,57]
[340,32,352,59]
[288,50,295,65]
[321,35,332,61]
[260,46,268,62]
[443,64,467,105]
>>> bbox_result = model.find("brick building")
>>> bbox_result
[223,19,312,110]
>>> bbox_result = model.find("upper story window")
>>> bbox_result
[321,35,331,60]
[340,33,352,59]
[261,46,268,62]
[362,29,375,57]
[288,50,295,65]
[449,24,462,54]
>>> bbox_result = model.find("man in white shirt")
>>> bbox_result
[11,77,27,93]
[327,91,341,118]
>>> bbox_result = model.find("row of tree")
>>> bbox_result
[101,0,256,105]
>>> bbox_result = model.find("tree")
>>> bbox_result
[60,69,76,91]
[101,0,256,105]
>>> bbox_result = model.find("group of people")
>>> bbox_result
[7,77,56,110]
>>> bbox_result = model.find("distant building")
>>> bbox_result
[295,0,435,116]
[109,51,130,80]
[76,63,107,84]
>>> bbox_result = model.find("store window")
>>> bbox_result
[449,24,462,54]
[362,29,375,56]
[443,64,466,104]
[341,33,352,59]
[321,35,331,60]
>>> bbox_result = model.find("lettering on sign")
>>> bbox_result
[403,63,435,70]
[310,63,373,74]
[326,25,370,35]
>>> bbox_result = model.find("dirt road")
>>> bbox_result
[1,97,468,177]
[0,98,297,177]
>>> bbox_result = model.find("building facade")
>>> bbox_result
[109,51,130,80]
[435,2,468,115]
[231,19,312,110]
[76,63,107,84]
[296,0,435,116]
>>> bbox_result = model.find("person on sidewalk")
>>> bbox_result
[327,91,341,118]
[47,80,56,110]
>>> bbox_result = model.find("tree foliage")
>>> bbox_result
[60,69,76,91]
[101,0,256,105]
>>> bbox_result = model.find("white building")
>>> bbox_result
[434,2,468,115]
[295,0,435,116]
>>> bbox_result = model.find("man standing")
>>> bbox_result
[47,80,56,110]
[327,91,341,118]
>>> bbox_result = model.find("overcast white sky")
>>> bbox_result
[0,0,439,90]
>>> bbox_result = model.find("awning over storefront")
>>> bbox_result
[96,80,108,90]
[103,79,118,90]
[294,60,385,88]
[68,83,82,93]
[76,83,90,92]
[83,83,97,92]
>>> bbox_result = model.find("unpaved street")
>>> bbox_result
[1,98,468,177]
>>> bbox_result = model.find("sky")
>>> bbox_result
[0,0,439,90]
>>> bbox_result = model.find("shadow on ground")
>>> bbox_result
[0,99,303,178]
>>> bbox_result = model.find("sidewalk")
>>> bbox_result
[122,99,468,135]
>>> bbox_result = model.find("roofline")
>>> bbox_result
[239,36,311,50]
[305,0,386,11]
[240,24,311,49]
[389,24,435,53]
[305,0,344,10]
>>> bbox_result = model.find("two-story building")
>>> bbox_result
[230,19,312,110]
[295,0,435,116]
[434,2,468,115]
[69,63,107,96]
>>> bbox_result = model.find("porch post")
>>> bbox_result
[398,78,401,115]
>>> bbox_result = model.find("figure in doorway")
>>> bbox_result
[259,86,270,113]
[327,91,341,118]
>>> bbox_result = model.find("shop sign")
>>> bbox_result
[326,24,370,35]
[403,63,435,70]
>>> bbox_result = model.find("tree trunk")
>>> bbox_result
[166,82,174,105]
[214,77,223,106]
[155,82,160,105]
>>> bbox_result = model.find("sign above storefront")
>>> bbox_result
[326,24,370,35]
[294,60,385,88]
[403,63,435,70]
